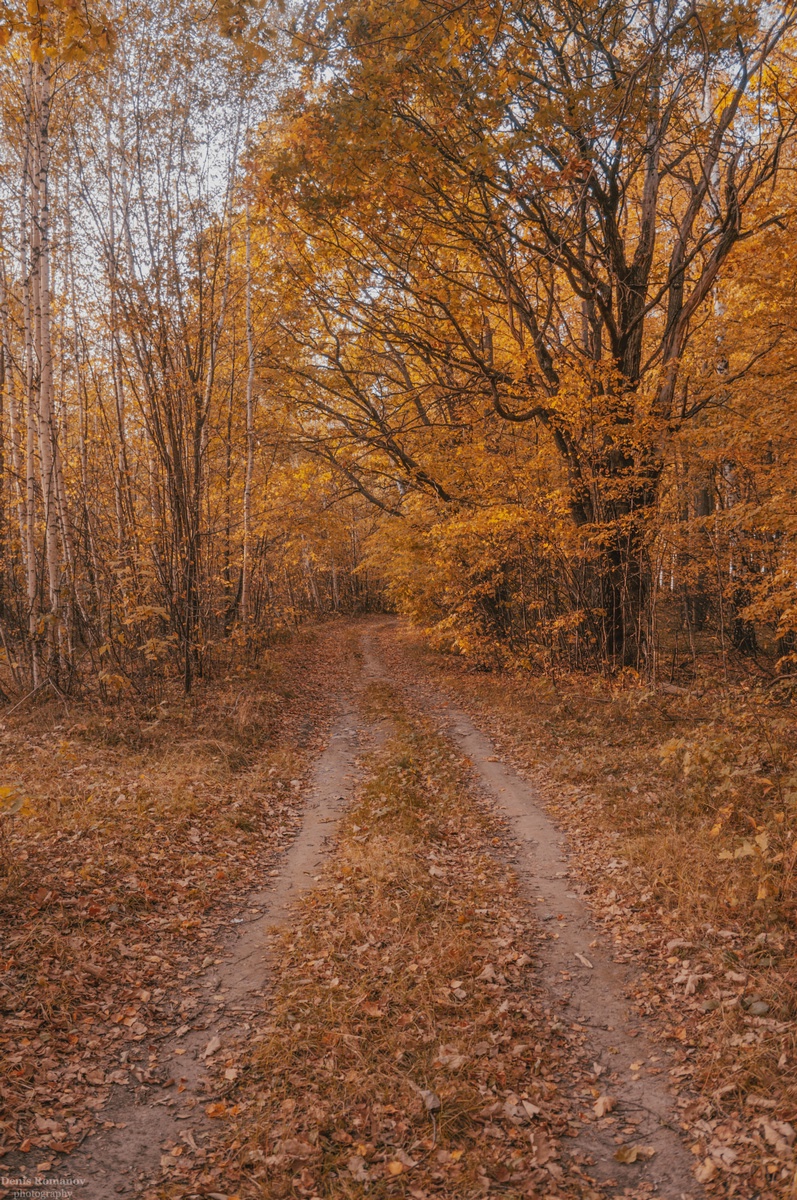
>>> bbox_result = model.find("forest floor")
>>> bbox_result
[0,618,795,1200]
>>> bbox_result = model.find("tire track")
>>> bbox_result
[366,622,700,1199]
[18,701,379,1200]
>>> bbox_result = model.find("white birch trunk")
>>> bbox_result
[21,66,39,685]
[32,60,62,667]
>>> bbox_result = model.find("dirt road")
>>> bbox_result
[4,622,699,1200]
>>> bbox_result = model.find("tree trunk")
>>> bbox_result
[21,69,39,686]
[32,59,63,677]
[241,198,255,627]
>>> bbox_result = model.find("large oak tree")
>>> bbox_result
[260,0,797,662]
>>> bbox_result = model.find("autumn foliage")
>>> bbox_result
[1,0,797,694]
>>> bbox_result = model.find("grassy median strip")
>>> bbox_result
[198,683,603,1200]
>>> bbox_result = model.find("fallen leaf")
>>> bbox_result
[0,784,26,815]
[201,1034,221,1059]
[593,1095,615,1117]
[528,1128,553,1165]
[614,1145,639,1163]
[615,1144,656,1164]
[666,938,693,952]
[278,1138,315,1158]
[433,1045,467,1070]
[761,1117,796,1155]
[361,1001,384,1018]
[347,1155,370,1182]
[181,1130,201,1153]
[694,1157,718,1182]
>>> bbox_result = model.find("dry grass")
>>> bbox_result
[196,683,606,1200]
[382,626,797,1197]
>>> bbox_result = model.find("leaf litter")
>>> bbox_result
[173,681,647,1199]
[382,619,797,1199]
[5,617,796,1198]
[0,625,356,1182]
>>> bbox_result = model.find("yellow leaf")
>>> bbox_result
[0,784,26,816]
[387,1161,404,1175]
[615,1143,655,1163]
[615,1144,640,1163]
